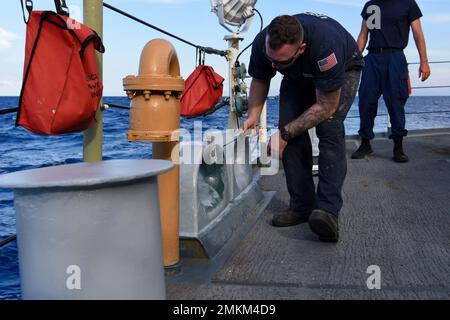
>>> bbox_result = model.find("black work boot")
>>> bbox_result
[272,209,311,227]
[308,209,339,243]
[393,137,409,163]
[351,139,373,159]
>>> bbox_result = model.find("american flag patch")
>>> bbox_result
[317,53,338,72]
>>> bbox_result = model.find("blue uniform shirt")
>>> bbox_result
[362,0,423,50]
[249,13,363,93]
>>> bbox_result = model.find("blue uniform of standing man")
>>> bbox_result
[243,14,363,242]
[352,0,431,162]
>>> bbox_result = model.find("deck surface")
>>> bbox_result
[167,133,450,300]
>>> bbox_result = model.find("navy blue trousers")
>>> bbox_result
[279,70,361,216]
[358,52,410,140]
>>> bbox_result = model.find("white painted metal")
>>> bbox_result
[0,160,173,300]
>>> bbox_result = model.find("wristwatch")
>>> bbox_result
[279,126,291,142]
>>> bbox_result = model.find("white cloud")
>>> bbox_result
[409,66,450,96]
[423,13,450,24]
[0,80,21,95]
[119,0,200,4]
[405,48,450,62]
[0,28,17,50]
[0,80,19,86]
[312,0,363,7]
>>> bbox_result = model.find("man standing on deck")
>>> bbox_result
[352,0,431,162]
[243,14,364,242]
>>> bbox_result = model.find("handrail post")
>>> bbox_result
[83,0,103,162]
[387,113,391,137]
[260,101,267,144]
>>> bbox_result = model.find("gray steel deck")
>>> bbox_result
[167,132,450,300]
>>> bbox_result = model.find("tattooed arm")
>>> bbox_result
[283,88,341,140]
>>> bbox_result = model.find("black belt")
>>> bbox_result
[368,47,403,54]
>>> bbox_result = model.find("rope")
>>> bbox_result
[103,103,130,110]
[0,107,19,115]
[346,109,450,119]
[202,97,230,117]
[103,2,227,58]
[412,86,450,89]
[0,235,16,249]
[409,61,450,65]
[400,110,450,116]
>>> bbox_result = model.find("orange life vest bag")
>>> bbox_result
[16,10,105,135]
[180,65,224,118]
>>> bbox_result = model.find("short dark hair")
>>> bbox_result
[267,15,304,50]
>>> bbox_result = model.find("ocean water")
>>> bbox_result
[0,95,449,299]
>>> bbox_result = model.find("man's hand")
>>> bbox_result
[267,131,288,160]
[419,61,431,82]
[243,114,260,133]
[411,19,431,82]
[243,78,270,133]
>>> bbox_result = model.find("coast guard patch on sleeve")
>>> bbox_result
[317,53,338,72]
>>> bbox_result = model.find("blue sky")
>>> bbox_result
[1,0,450,96]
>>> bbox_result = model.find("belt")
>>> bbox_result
[368,47,403,54]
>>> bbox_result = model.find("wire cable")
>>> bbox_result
[103,2,227,57]
[235,9,264,64]
[412,85,450,89]
[409,61,450,65]
[346,109,450,119]
[103,103,130,110]
[0,107,19,116]
[0,235,17,249]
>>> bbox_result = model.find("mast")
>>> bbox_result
[83,0,103,162]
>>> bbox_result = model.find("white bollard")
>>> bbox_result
[0,159,173,300]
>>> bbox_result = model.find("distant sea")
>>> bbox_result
[1,95,449,299]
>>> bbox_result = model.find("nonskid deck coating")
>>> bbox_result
[167,133,450,300]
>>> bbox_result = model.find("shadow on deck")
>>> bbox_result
[167,132,450,300]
